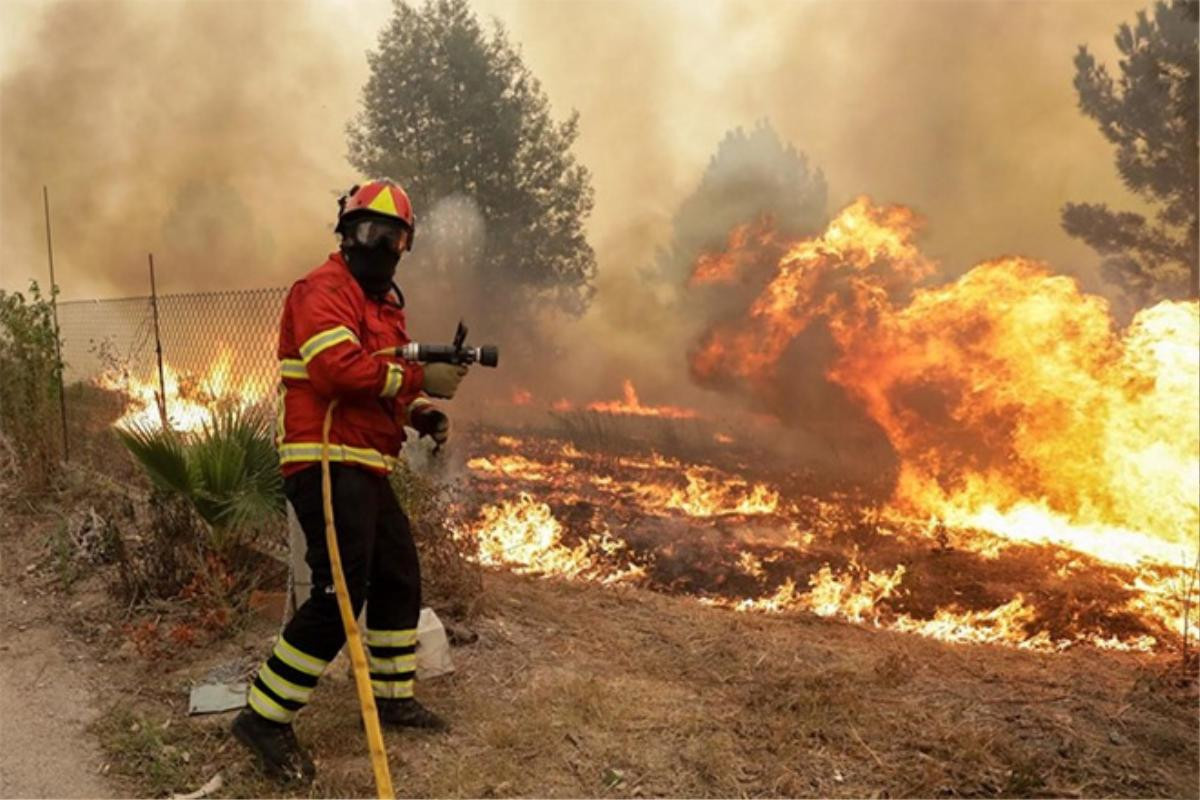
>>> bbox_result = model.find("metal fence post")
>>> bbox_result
[43,186,69,462]
[148,254,169,428]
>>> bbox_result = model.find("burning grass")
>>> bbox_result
[453,428,1198,656]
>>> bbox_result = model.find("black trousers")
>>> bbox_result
[247,464,422,723]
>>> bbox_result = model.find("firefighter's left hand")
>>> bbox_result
[411,406,450,445]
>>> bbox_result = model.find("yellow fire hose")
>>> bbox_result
[321,391,393,799]
[317,344,464,798]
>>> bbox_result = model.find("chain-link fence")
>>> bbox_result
[57,287,288,447]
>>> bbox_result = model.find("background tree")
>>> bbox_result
[347,0,596,323]
[1062,0,1198,302]
[657,120,828,292]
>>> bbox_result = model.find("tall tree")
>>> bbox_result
[657,120,828,290]
[1062,0,1198,301]
[347,0,596,316]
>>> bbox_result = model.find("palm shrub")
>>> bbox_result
[116,409,284,555]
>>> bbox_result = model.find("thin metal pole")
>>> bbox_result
[148,254,169,428]
[43,186,69,462]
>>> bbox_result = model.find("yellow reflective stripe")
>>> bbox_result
[280,359,309,380]
[300,326,358,363]
[364,629,418,647]
[381,363,404,398]
[273,636,328,678]
[259,663,313,703]
[279,442,390,470]
[367,653,417,675]
[371,679,414,699]
[409,396,433,411]
[248,685,295,722]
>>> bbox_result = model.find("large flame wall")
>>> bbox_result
[690,198,1199,568]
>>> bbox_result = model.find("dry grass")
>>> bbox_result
[391,457,485,619]
[7,406,1191,799]
[88,568,1199,799]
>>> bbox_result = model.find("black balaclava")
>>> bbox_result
[343,241,401,299]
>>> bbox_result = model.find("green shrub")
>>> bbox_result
[0,281,63,494]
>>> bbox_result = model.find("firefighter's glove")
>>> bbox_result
[421,363,468,399]
[411,406,450,445]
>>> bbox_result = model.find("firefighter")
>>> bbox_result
[232,180,466,782]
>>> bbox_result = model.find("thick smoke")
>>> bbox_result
[1,0,1148,444]
[480,0,1147,429]
[0,0,364,299]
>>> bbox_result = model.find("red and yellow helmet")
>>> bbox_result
[337,180,415,250]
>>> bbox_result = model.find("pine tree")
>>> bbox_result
[658,120,828,289]
[1062,0,1199,301]
[347,0,596,316]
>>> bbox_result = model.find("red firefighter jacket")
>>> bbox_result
[276,252,432,477]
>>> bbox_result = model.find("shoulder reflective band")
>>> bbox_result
[381,363,405,398]
[300,326,359,364]
[280,359,309,380]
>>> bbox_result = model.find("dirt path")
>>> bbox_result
[0,580,113,799]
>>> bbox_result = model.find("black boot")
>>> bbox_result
[377,698,448,731]
[231,709,316,783]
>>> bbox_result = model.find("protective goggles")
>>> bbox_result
[348,219,411,253]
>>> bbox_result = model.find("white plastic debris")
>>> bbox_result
[187,682,247,715]
[416,607,454,679]
[170,772,223,799]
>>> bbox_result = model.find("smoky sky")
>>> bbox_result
[2,0,1145,325]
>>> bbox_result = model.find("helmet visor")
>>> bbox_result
[349,218,410,254]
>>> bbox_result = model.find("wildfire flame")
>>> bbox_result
[689,197,1199,572]
[585,379,700,419]
[458,431,1190,652]
[690,215,777,286]
[86,202,1197,656]
[542,381,700,419]
[98,345,268,432]
[469,493,645,585]
[468,450,780,518]
[450,198,1197,655]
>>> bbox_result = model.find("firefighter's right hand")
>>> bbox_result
[422,363,469,399]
